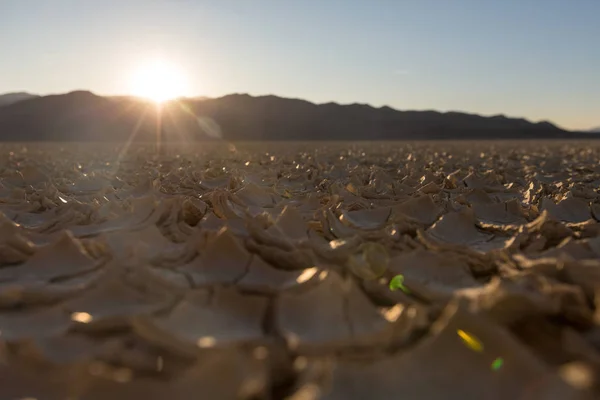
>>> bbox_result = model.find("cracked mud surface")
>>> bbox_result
[1,141,600,399]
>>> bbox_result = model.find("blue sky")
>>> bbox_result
[0,0,598,130]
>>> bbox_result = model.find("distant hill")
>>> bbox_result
[0,90,591,141]
[589,127,600,133]
[0,92,39,108]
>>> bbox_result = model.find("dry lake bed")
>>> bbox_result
[1,140,600,399]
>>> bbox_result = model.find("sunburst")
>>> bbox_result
[129,59,188,103]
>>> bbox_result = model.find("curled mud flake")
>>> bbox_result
[322,208,359,239]
[237,255,319,294]
[132,288,267,357]
[0,217,35,265]
[247,216,295,251]
[266,205,309,242]
[339,207,391,230]
[62,266,175,331]
[426,208,494,247]
[472,201,527,226]
[0,307,72,341]
[540,197,592,224]
[308,235,361,262]
[101,225,175,261]
[464,188,494,205]
[276,269,395,354]
[391,195,442,226]
[179,227,251,286]
[419,181,441,195]
[0,230,100,282]
[235,182,278,207]
[246,238,316,271]
[388,250,481,302]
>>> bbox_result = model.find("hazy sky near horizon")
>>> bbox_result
[1,0,598,130]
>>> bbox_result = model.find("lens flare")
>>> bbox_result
[129,58,189,103]
[457,329,484,352]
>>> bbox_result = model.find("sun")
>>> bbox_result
[129,59,188,103]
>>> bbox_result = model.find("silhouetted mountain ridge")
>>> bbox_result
[0,90,592,141]
[0,92,40,108]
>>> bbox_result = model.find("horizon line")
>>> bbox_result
[0,89,581,132]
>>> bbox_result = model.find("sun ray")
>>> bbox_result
[175,100,223,139]
[156,104,164,155]
[164,101,188,144]
[109,107,149,179]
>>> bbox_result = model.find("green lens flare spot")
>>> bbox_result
[389,275,411,293]
[491,357,504,370]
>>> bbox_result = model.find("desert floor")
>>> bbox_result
[1,140,600,399]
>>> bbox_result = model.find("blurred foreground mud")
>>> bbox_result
[0,141,599,399]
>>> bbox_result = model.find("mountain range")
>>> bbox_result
[0,91,595,141]
[0,92,39,108]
